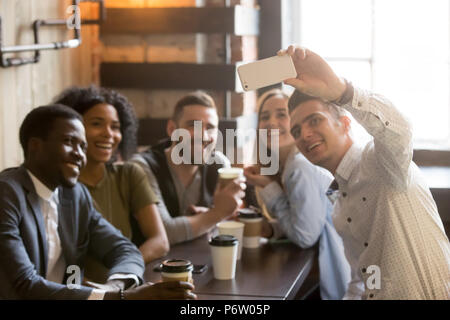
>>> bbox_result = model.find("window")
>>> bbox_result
[282,0,450,149]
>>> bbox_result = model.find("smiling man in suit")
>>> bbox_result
[0,104,195,300]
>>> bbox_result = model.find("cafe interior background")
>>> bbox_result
[0,0,449,236]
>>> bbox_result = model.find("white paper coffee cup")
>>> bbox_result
[217,221,245,260]
[209,235,238,280]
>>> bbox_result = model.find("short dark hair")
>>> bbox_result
[288,89,347,120]
[172,91,217,123]
[53,85,138,161]
[19,104,82,158]
[288,90,316,114]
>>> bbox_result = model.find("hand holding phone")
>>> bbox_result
[237,55,297,91]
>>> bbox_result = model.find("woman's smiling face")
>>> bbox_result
[82,103,122,164]
[258,94,295,150]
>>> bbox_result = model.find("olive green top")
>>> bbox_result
[85,162,158,239]
[83,162,158,283]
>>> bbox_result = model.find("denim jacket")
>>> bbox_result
[259,149,351,300]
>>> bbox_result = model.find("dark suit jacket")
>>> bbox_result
[0,166,145,299]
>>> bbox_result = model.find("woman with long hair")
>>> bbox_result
[244,88,350,300]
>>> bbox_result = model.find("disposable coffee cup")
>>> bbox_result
[160,259,194,284]
[209,235,238,280]
[217,221,245,260]
[238,208,263,248]
[218,167,244,188]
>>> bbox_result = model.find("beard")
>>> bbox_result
[189,141,215,164]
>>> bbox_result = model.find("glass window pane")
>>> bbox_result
[374,0,448,63]
[299,0,372,58]
[374,0,449,143]
[375,62,449,141]
[328,60,372,90]
[284,0,450,146]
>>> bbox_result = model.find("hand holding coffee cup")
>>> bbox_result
[218,168,247,200]
[213,169,246,220]
[160,259,194,284]
[218,167,244,188]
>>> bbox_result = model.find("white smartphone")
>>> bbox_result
[237,55,297,91]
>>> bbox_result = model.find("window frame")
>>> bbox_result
[278,0,450,164]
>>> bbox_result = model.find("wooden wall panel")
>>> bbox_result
[0,0,20,169]
[99,0,258,121]
[106,0,195,8]
[101,7,259,35]
[100,0,198,121]
[0,0,96,170]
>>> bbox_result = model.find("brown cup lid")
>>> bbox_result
[238,207,262,219]
[209,234,238,247]
[160,259,193,273]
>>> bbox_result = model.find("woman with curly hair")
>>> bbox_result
[54,86,169,282]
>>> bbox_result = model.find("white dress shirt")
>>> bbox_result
[27,171,138,300]
[27,171,66,283]
[331,87,450,299]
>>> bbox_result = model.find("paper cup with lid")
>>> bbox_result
[160,259,194,283]
[209,235,238,280]
[238,208,263,248]
[216,220,245,260]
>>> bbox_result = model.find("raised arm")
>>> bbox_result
[282,46,413,187]
[343,88,413,187]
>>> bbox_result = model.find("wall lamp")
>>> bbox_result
[0,0,105,68]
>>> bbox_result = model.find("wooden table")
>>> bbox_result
[144,234,316,300]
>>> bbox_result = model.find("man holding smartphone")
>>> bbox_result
[282,45,450,299]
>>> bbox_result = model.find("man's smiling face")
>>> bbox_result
[289,99,352,173]
[33,117,87,189]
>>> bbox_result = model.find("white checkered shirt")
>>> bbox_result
[332,87,450,300]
